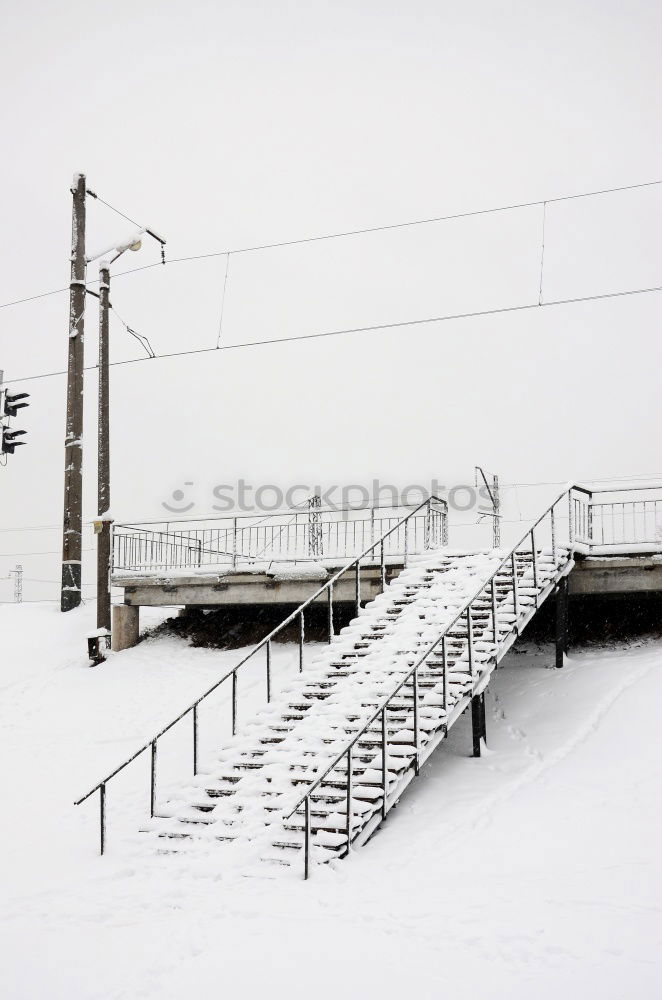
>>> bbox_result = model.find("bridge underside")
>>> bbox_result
[569,553,662,596]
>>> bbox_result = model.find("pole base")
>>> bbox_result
[61,564,82,612]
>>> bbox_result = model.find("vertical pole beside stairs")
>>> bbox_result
[471,694,483,758]
[555,575,569,669]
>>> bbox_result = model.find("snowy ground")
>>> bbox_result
[1,601,661,999]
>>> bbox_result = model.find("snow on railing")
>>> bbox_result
[75,497,449,855]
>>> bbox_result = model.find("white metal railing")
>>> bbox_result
[111,485,662,577]
[112,502,448,574]
[587,485,662,547]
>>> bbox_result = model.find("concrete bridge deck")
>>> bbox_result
[114,550,662,608]
[108,485,662,649]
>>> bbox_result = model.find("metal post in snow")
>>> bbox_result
[150,740,157,817]
[555,575,569,669]
[413,668,420,775]
[193,704,198,775]
[99,782,106,855]
[471,695,482,758]
[327,585,334,643]
[304,797,311,880]
[346,744,353,852]
[491,577,498,649]
[381,707,388,820]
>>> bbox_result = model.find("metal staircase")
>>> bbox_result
[75,487,592,876]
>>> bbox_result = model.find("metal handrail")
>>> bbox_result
[283,482,586,824]
[113,503,438,572]
[115,499,427,530]
[74,496,448,832]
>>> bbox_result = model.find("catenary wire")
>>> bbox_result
[4,281,662,386]
[2,176,662,311]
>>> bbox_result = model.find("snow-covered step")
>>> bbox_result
[141,543,572,871]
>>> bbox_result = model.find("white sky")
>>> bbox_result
[1,0,661,600]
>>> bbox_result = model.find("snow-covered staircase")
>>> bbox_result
[142,541,572,872]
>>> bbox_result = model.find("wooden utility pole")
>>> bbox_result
[61,174,87,612]
[96,263,112,631]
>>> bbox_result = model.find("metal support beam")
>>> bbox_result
[555,575,569,669]
[471,693,485,758]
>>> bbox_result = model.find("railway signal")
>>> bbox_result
[0,372,29,460]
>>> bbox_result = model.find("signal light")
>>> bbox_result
[4,391,30,417]
[2,428,27,455]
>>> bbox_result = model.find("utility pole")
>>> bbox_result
[61,173,87,612]
[96,263,112,631]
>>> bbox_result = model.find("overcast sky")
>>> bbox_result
[1,0,661,601]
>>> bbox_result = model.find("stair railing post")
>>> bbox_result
[491,577,498,649]
[355,558,361,618]
[299,612,305,672]
[150,740,157,818]
[380,540,386,592]
[467,607,474,679]
[232,669,238,736]
[568,491,575,553]
[232,516,238,569]
[100,783,106,856]
[304,797,311,880]
[404,517,410,567]
[442,504,449,547]
[327,584,334,643]
[346,744,353,852]
[266,640,272,701]
[193,703,198,775]
[511,552,519,618]
[442,635,448,714]
[381,706,388,820]
[551,505,557,565]
[413,667,420,775]
[424,499,431,550]
[531,528,539,602]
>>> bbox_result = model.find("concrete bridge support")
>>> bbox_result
[112,604,140,652]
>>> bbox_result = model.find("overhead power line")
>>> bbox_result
[1,176,661,312]
[4,281,662,387]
